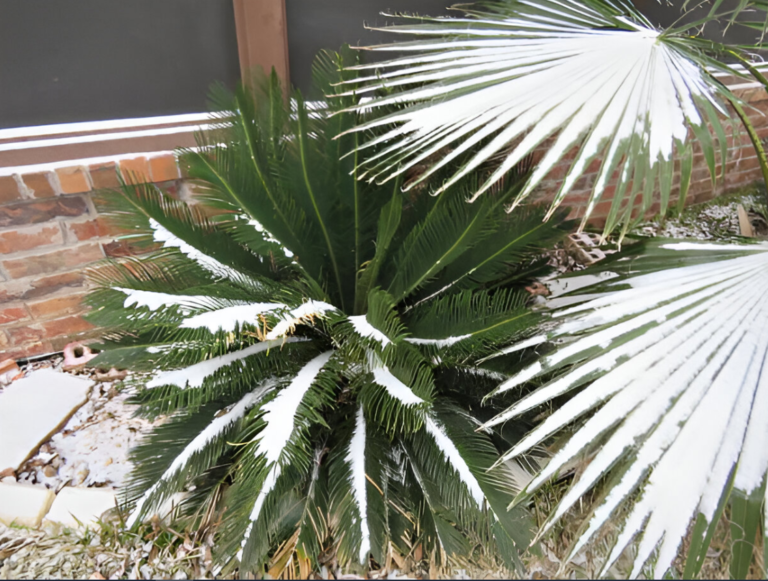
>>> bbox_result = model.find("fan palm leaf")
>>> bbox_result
[338,0,757,237]
[483,239,768,578]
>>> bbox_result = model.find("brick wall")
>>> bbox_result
[0,154,182,360]
[533,80,768,224]
[1,78,768,360]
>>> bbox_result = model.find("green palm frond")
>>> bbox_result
[483,239,768,578]
[86,48,571,575]
[338,0,761,238]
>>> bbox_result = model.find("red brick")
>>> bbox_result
[732,86,758,102]
[0,176,22,204]
[28,271,87,296]
[21,172,57,198]
[566,205,585,220]
[89,162,120,190]
[2,341,54,360]
[750,100,768,116]
[563,191,590,206]
[0,223,63,254]
[726,171,761,187]
[149,154,180,182]
[56,166,91,194]
[693,192,716,205]
[51,329,103,350]
[102,238,155,258]
[586,215,607,229]
[7,324,44,344]
[6,314,94,346]
[691,167,715,183]
[545,163,571,181]
[95,215,134,237]
[0,197,88,228]
[0,306,29,325]
[64,216,132,241]
[689,178,715,194]
[2,243,103,279]
[574,174,595,191]
[585,158,603,174]
[27,294,87,320]
[730,156,761,172]
[0,282,23,303]
[1,271,87,302]
[592,200,617,218]
[119,157,151,183]
[64,219,100,241]
[41,315,94,338]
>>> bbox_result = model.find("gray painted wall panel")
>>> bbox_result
[286,0,455,93]
[3,1,761,129]
[0,0,240,129]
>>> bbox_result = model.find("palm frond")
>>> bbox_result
[238,352,337,566]
[125,381,276,527]
[486,239,768,578]
[341,0,741,237]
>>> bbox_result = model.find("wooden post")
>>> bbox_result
[232,0,290,87]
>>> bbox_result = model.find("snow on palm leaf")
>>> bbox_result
[85,47,569,575]
[483,239,768,578]
[340,0,734,236]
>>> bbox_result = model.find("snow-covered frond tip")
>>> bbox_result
[180,302,286,333]
[146,338,305,389]
[342,3,730,233]
[126,382,275,528]
[477,334,547,363]
[660,242,768,253]
[405,334,471,348]
[349,314,391,346]
[114,288,210,312]
[371,366,425,407]
[459,366,508,383]
[265,300,338,340]
[253,351,333,464]
[425,415,484,507]
[242,215,294,258]
[146,342,207,355]
[149,218,244,280]
[346,405,371,564]
[240,352,334,554]
[489,244,768,578]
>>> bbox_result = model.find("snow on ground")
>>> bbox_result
[635,190,767,240]
[12,357,159,491]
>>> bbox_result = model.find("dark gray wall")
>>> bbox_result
[286,0,456,94]
[634,0,761,46]
[0,0,240,129]
[4,1,761,130]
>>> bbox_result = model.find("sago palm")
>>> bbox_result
[85,49,569,575]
